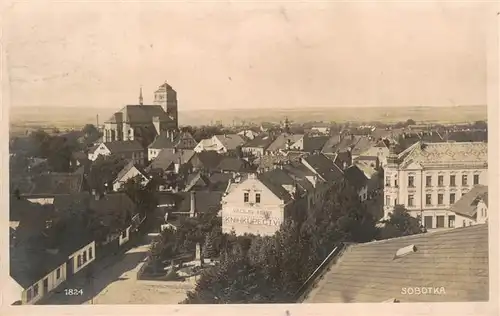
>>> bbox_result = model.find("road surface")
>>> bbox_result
[45,242,195,305]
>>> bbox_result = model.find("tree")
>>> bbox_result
[88,155,128,191]
[202,231,216,259]
[405,119,416,126]
[378,205,424,240]
[82,124,99,137]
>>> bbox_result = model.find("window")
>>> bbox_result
[408,176,415,188]
[83,251,87,263]
[77,255,82,268]
[408,195,414,207]
[385,195,390,206]
[426,176,432,187]
[449,193,456,205]
[89,247,93,259]
[425,194,432,206]
[255,193,261,204]
[462,175,468,186]
[448,215,455,228]
[385,176,390,186]
[56,268,61,279]
[474,174,479,185]
[244,192,249,203]
[438,175,444,187]
[437,194,444,205]
[450,175,456,187]
[436,216,445,228]
[122,230,127,238]
[33,284,39,297]
[394,179,398,187]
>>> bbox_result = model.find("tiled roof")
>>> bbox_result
[215,157,254,173]
[106,105,171,123]
[446,131,488,143]
[114,161,148,183]
[400,142,488,167]
[321,134,359,154]
[257,169,295,202]
[343,165,368,190]
[177,191,224,214]
[148,134,176,149]
[303,154,344,183]
[450,185,488,218]
[302,135,330,153]
[148,149,195,171]
[266,133,304,152]
[194,151,224,170]
[214,134,246,151]
[104,140,144,154]
[304,224,489,303]
[350,136,374,156]
[243,135,275,149]
[183,172,211,192]
[19,172,84,196]
[88,193,137,229]
[11,216,94,289]
[208,173,234,191]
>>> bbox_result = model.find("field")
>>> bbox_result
[9,105,487,136]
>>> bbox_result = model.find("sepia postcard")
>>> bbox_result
[1,1,499,316]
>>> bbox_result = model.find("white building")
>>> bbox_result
[194,134,246,154]
[383,141,488,230]
[112,161,150,191]
[449,184,488,228]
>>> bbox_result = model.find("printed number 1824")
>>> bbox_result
[65,289,83,296]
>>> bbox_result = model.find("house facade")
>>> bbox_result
[112,162,150,191]
[194,134,246,154]
[88,141,145,165]
[221,173,300,236]
[383,142,488,230]
[449,185,488,228]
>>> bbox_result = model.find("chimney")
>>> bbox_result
[190,191,196,218]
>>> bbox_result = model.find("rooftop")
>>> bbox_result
[399,142,488,168]
[450,185,488,218]
[17,172,84,196]
[214,134,246,151]
[106,105,171,124]
[304,224,489,303]
[104,140,144,153]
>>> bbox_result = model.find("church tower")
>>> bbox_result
[154,81,178,129]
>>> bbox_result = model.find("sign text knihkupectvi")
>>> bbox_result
[224,208,281,226]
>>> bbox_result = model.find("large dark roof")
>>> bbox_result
[11,216,94,289]
[243,135,275,149]
[147,149,195,171]
[104,140,144,153]
[194,151,224,170]
[215,157,254,173]
[176,191,224,214]
[450,185,488,218]
[304,224,489,303]
[302,135,330,153]
[17,172,84,196]
[208,172,233,191]
[302,154,344,183]
[256,168,305,203]
[343,165,368,190]
[106,105,172,124]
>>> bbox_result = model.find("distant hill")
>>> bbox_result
[9,105,487,131]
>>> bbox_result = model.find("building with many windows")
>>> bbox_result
[383,141,488,230]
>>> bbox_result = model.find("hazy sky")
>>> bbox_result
[3,1,493,110]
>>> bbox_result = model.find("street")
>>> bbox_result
[44,239,195,305]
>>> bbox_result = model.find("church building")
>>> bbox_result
[103,82,179,146]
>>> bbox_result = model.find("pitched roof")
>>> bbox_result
[194,151,224,170]
[147,149,195,171]
[450,185,488,218]
[114,161,148,183]
[266,133,304,152]
[106,105,171,123]
[214,134,246,151]
[350,136,374,156]
[343,165,368,190]
[11,215,94,289]
[215,157,254,173]
[104,140,144,154]
[257,169,295,202]
[208,172,234,191]
[304,224,489,303]
[243,135,275,149]
[302,135,330,153]
[183,172,211,192]
[177,191,224,214]
[19,172,84,196]
[400,142,488,168]
[88,193,137,229]
[302,154,344,182]
[148,134,176,149]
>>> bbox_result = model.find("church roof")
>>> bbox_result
[106,105,172,124]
